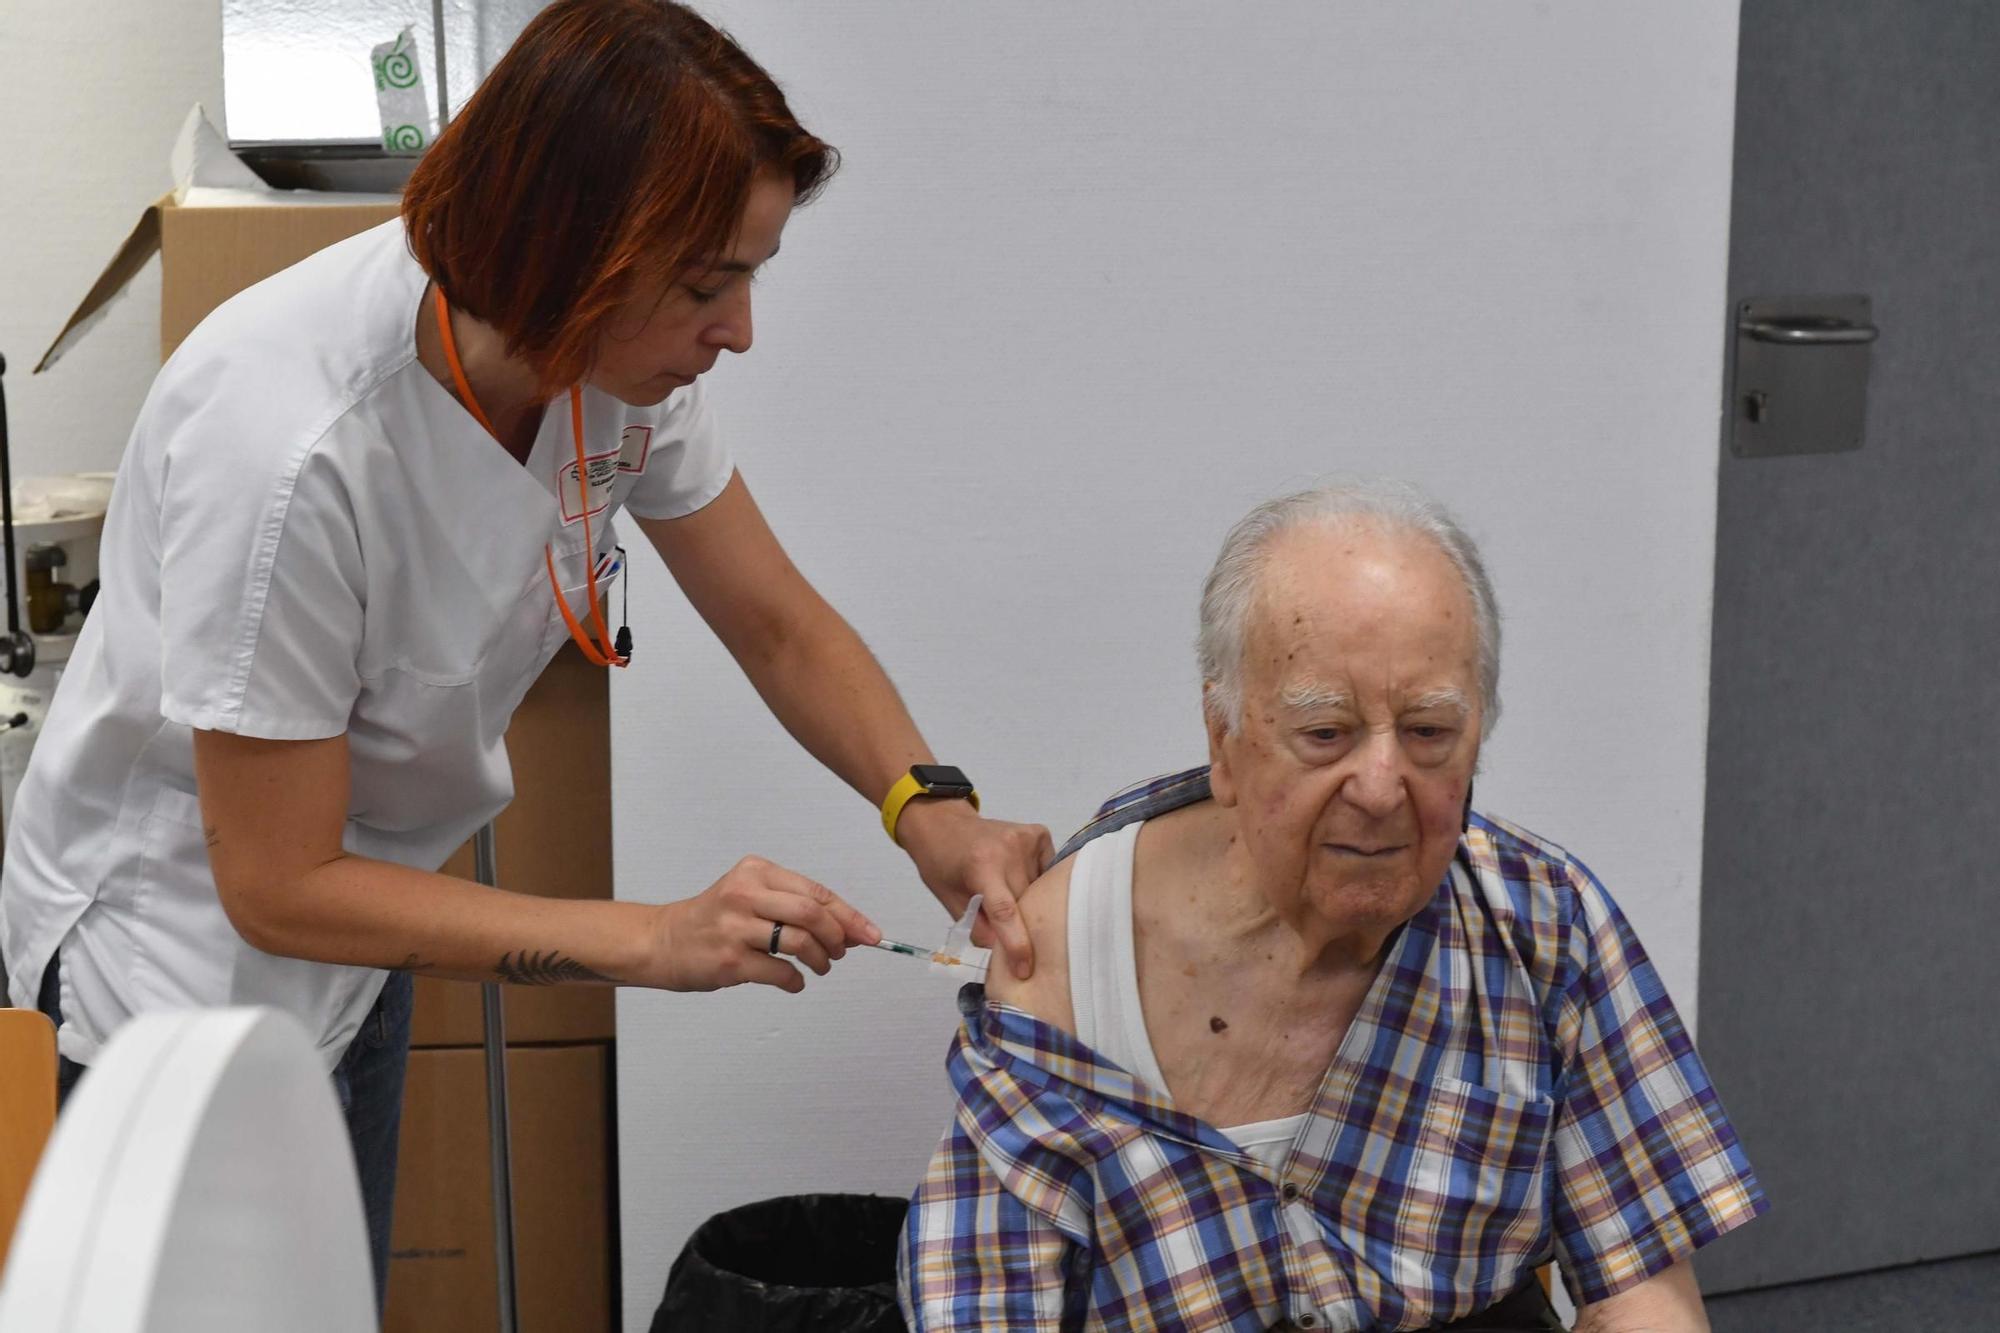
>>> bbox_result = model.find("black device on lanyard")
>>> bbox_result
[613,545,632,659]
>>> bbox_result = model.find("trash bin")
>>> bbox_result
[650,1192,910,1332]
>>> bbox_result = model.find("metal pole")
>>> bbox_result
[430,0,451,135]
[0,354,38,679]
[475,822,520,1333]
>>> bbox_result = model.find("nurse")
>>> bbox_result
[0,0,1050,1302]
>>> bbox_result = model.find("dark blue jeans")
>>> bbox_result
[38,953,413,1318]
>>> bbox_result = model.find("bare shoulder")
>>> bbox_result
[984,854,1077,1034]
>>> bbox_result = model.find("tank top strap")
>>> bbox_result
[1066,819,1171,1096]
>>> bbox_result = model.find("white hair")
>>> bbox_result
[1196,479,1502,737]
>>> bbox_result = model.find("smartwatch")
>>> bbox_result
[881,764,981,845]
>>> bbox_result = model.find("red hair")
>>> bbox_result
[402,0,837,392]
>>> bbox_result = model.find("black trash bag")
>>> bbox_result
[650,1192,910,1333]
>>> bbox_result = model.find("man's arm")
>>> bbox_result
[1572,1259,1708,1332]
[1548,858,1761,1327]
[981,856,1076,1029]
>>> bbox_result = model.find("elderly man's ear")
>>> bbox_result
[1203,685,1240,809]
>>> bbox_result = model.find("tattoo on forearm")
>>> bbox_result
[495,950,610,986]
[203,824,221,848]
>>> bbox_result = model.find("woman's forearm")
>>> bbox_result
[636,484,938,810]
[229,850,657,985]
[726,591,936,807]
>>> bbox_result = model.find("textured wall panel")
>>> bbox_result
[1697,0,2000,1294]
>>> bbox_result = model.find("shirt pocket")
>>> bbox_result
[122,786,210,911]
[351,558,550,793]
[1403,1076,1555,1287]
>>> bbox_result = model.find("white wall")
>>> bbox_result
[0,0,1742,1318]
[612,1,1741,1318]
[0,0,224,480]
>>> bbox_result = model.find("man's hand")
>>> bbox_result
[895,800,1053,980]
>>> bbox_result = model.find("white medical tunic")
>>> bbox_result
[0,220,732,1069]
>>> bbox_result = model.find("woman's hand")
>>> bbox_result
[645,855,881,994]
[896,801,1054,981]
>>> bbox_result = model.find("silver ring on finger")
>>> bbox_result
[766,921,784,956]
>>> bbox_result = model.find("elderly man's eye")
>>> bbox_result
[1307,728,1345,743]
[1408,725,1454,741]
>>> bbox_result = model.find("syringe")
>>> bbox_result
[865,895,992,979]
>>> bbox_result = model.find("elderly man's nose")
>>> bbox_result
[1341,742,1407,816]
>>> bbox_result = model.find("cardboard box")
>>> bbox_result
[386,1043,617,1333]
[411,645,617,1047]
[38,194,399,373]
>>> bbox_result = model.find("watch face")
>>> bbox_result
[912,764,974,796]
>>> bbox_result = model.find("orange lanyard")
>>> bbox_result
[433,286,627,667]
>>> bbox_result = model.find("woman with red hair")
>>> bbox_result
[0,0,1049,1301]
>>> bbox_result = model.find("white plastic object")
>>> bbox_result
[933,894,992,981]
[0,1008,376,1332]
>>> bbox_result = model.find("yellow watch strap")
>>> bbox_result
[881,770,980,845]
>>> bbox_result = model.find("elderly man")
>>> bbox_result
[899,482,1764,1332]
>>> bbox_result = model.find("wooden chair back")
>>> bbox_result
[0,1008,58,1273]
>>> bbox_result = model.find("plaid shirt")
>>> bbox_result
[899,768,1765,1331]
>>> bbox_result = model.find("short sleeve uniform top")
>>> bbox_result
[0,219,732,1068]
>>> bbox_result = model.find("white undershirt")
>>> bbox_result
[1067,820,1308,1171]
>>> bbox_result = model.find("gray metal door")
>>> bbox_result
[1696,0,2000,1293]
